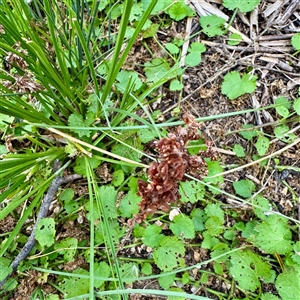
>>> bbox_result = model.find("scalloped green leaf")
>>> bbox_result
[222,71,257,100]
[223,0,260,13]
[200,15,226,37]
[170,214,195,239]
[229,249,275,292]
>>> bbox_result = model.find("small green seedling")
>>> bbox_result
[167,0,195,21]
[275,97,291,118]
[228,33,242,45]
[291,33,300,55]
[233,179,255,198]
[200,15,226,37]
[222,71,257,99]
[233,144,246,157]
[184,42,206,67]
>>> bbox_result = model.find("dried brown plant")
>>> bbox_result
[135,113,218,223]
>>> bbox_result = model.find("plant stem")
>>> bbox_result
[224,8,238,35]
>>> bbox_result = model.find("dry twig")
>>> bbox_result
[0,161,81,288]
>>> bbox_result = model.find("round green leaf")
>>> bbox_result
[200,15,226,37]
[291,33,300,51]
[233,179,255,198]
[35,218,56,247]
[256,136,270,156]
[165,43,180,54]
[293,97,300,115]
[170,79,183,91]
[228,33,242,45]
[233,144,246,157]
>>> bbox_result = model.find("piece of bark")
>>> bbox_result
[277,0,300,25]
[180,17,193,67]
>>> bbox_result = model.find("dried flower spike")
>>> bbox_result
[135,113,218,223]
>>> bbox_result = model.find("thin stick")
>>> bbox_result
[0,161,81,287]
[47,127,148,168]
[206,138,300,178]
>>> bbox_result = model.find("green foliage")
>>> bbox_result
[240,124,259,140]
[170,79,184,91]
[0,144,8,155]
[60,188,79,214]
[223,0,260,13]
[275,97,291,118]
[222,71,257,100]
[211,243,230,264]
[202,231,220,249]
[119,189,141,218]
[205,216,224,236]
[120,262,139,283]
[203,160,224,185]
[74,156,101,177]
[54,237,78,262]
[170,214,195,239]
[153,236,185,271]
[275,266,300,299]
[179,180,205,203]
[0,257,12,281]
[229,249,275,292]
[158,273,176,289]
[228,33,242,45]
[274,124,296,143]
[112,142,142,174]
[60,268,89,297]
[141,262,152,275]
[205,203,223,219]
[142,23,160,38]
[185,42,206,67]
[251,215,293,255]
[116,70,143,92]
[293,97,300,115]
[0,114,14,131]
[200,15,226,37]
[233,179,255,198]
[99,186,118,219]
[242,220,259,239]
[261,293,280,300]
[191,208,207,232]
[167,288,186,300]
[95,218,124,245]
[35,218,56,248]
[291,33,300,51]
[233,144,246,157]
[167,0,195,21]
[1,0,299,298]
[94,261,111,288]
[255,135,270,156]
[142,0,172,15]
[60,188,74,202]
[165,43,180,55]
[143,224,164,247]
[291,241,300,264]
[129,3,144,23]
[252,195,270,220]
[204,203,225,236]
[112,169,125,187]
[144,58,171,82]
[137,128,159,143]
